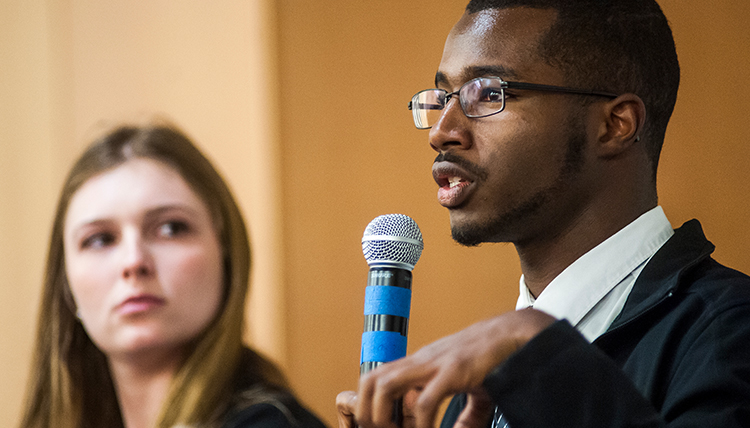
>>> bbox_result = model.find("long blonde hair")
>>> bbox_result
[20,124,286,428]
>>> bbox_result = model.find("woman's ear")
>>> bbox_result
[595,93,646,158]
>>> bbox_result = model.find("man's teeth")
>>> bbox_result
[449,177,463,188]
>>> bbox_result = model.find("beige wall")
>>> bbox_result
[1,1,749,427]
[1,2,58,425]
[0,1,283,426]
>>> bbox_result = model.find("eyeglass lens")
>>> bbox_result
[410,90,442,129]
[410,77,507,129]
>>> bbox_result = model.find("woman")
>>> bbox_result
[19,124,327,428]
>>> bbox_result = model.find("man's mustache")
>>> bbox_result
[434,152,489,182]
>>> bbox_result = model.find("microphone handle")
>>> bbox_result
[360,267,412,427]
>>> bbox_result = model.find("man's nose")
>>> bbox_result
[428,97,472,153]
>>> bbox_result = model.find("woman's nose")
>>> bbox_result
[120,231,154,280]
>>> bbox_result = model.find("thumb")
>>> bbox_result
[452,390,494,428]
[336,391,358,428]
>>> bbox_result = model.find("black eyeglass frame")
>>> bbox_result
[407,77,619,129]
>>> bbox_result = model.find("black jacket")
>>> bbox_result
[221,400,327,428]
[441,220,750,428]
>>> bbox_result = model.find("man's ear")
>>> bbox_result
[595,94,646,158]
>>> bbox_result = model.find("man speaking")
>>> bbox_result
[337,0,750,427]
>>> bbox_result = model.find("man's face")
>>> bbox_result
[430,7,598,246]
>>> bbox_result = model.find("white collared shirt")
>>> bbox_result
[516,206,674,342]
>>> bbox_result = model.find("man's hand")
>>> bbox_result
[337,389,421,428]
[336,390,358,428]
[337,308,555,428]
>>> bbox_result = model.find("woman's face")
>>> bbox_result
[63,158,224,361]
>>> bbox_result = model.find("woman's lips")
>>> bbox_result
[117,295,165,315]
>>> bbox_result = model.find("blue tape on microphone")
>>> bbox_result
[364,285,411,318]
[360,331,408,364]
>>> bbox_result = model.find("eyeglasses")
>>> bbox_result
[407,76,619,129]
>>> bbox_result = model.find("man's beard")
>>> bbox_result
[451,119,587,247]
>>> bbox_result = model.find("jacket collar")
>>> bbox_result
[606,219,715,332]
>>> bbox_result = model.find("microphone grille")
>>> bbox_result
[362,214,423,270]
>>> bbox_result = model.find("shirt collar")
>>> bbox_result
[516,206,674,325]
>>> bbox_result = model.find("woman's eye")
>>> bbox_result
[81,233,115,250]
[158,221,190,237]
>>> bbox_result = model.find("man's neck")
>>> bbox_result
[516,203,657,298]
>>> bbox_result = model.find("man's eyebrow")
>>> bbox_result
[469,65,520,80]
[434,65,521,88]
[435,71,449,88]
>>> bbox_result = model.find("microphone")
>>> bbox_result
[360,214,424,375]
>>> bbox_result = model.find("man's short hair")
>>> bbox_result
[466,0,680,177]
